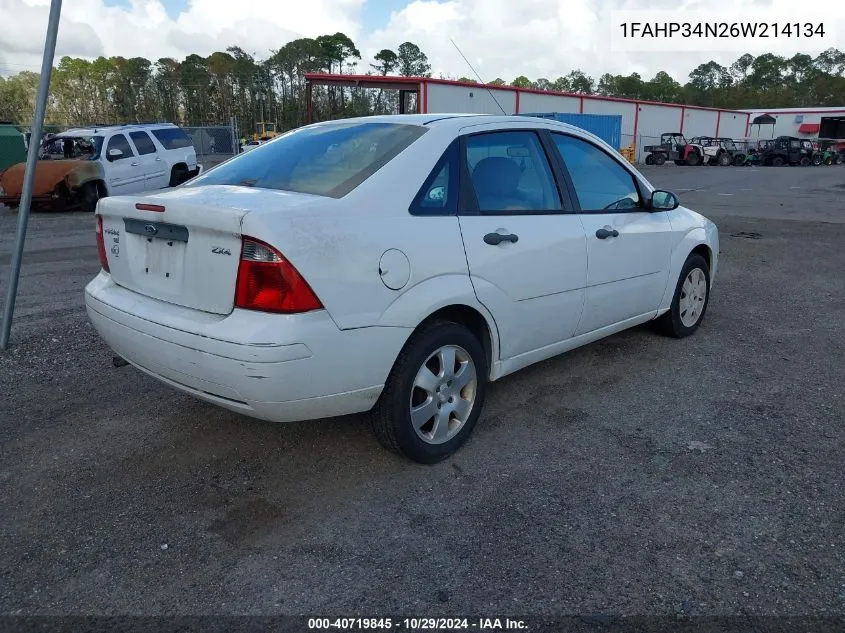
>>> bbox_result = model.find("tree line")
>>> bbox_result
[1,35,844,135]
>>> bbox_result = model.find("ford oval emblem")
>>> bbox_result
[144,224,158,235]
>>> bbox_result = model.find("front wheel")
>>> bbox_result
[718,152,732,166]
[733,155,745,166]
[78,182,103,212]
[653,153,667,165]
[800,156,811,167]
[771,156,785,167]
[655,254,711,338]
[686,152,701,166]
[371,320,488,464]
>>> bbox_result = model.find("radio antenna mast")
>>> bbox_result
[450,39,507,115]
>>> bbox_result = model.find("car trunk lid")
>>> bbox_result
[98,185,279,315]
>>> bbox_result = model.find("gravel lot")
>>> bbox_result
[1,164,844,619]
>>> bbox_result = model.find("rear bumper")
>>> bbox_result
[84,272,412,423]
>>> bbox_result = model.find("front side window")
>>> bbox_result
[129,131,157,155]
[464,131,560,213]
[552,133,643,211]
[106,134,135,161]
[187,122,427,198]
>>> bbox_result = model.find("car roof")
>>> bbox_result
[308,113,604,137]
[56,123,180,137]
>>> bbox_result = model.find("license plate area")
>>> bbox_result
[124,218,188,282]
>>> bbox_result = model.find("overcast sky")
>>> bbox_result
[1,0,843,83]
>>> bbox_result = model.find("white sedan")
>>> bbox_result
[85,114,719,464]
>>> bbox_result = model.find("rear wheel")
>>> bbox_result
[645,154,655,165]
[718,152,731,166]
[653,153,666,165]
[686,151,701,166]
[371,320,488,464]
[812,154,822,166]
[733,154,745,166]
[169,165,189,187]
[655,254,711,338]
[771,156,785,167]
[800,156,811,167]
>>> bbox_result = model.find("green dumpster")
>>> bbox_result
[0,124,27,172]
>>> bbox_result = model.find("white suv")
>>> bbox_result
[0,124,201,212]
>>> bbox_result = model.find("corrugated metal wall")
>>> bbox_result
[718,112,748,139]
[520,112,622,150]
[518,92,581,115]
[684,109,718,138]
[426,83,517,115]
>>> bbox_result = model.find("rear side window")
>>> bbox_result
[186,122,428,198]
[151,128,193,149]
[129,131,157,155]
[465,131,561,213]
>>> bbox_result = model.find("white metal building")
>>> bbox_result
[741,107,845,140]
[305,73,752,161]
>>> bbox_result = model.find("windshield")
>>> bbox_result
[187,121,428,198]
[39,135,103,160]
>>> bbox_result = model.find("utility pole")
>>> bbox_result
[1,0,62,350]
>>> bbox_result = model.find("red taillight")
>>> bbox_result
[234,237,322,314]
[95,215,110,273]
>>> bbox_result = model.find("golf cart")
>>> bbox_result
[644,133,704,166]
[689,136,743,166]
[813,139,842,165]
[761,136,814,166]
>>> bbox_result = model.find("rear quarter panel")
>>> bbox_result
[238,126,477,332]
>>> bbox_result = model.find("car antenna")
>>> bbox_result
[450,39,507,115]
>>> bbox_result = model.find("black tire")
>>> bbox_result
[686,151,701,166]
[371,320,488,464]
[645,154,655,165]
[718,152,731,166]
[78,182,102,213]
[674,160,685,166]
[800,156,811,167]
[169,166,189,187]
[733,154,745,166]
[653,153,667,165]
[771,156,785,167]
[812,155,822,166]
[654,253,711,338]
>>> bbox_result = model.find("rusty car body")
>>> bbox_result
[0,135,106,211]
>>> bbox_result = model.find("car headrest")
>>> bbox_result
[472,157,521,196]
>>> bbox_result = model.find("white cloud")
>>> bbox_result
[0,0,364,74]
[1,0,843,85]
[362,0,845,84]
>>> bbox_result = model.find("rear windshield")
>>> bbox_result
[151,127,192,149]
[186,122,427,198]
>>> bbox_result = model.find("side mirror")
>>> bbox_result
[650,190,679,211]
[107,148,123,161]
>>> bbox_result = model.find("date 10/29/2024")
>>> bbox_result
[307,618,528,630]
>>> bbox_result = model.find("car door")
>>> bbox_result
[548,132,675,335]
[128,130,168,190]
[456,126,587,360]
[104,133,144,194]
